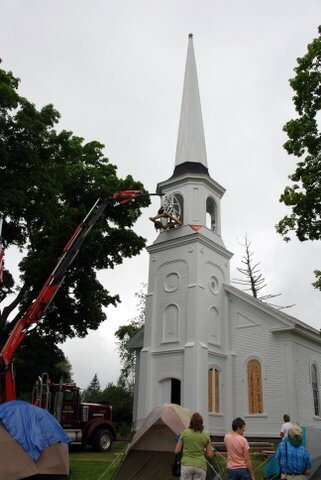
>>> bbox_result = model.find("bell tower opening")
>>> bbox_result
[206,196,217,232]
[175,193,184,225]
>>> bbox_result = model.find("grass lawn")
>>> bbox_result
[211,451,269,480]
[69,441,128,480]
[69,442,270,480]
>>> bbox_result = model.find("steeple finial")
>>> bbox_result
[174,34,208,171]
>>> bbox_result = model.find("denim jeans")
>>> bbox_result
[227,468,250,480]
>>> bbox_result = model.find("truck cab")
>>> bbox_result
[32,376,116,452]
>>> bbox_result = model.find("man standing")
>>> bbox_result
[224,417,255,480]
[275,424,311,480]
[280,414,293,439]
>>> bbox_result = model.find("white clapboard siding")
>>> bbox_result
[230,298,291,436]
[294,341,321,426]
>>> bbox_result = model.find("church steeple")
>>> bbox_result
[174,33,208,177]
[156,34,226,235]
[133,35,233,427]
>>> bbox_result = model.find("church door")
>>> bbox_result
[159,378,181,405]
[171,378,181,405]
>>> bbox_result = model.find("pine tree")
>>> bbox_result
[83,373,102,402]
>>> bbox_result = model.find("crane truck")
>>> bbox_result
[0,190,154,451]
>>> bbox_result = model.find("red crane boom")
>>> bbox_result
[0,190,153,401]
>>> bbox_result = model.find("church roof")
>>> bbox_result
[224,284,320,339]
[126,326,144,349]
[173,33,208,178]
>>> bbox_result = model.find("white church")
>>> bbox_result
[128,34,321,438]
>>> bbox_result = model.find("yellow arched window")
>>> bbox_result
[208,368,220,413]
[247,359,263,414]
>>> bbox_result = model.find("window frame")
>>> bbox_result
[311,362,320,417]
[208,366,220,414]
[247,358,264,415]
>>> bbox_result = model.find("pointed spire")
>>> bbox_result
[174,34,208,172]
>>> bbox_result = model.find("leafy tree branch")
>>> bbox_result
[276,26,321,289]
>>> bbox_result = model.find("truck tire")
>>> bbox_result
[92,428,113,452]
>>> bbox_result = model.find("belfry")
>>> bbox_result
[129,34,321,438]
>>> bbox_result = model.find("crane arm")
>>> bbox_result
[0,190,153,401]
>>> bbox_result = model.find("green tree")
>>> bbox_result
[276,26,321,288]
[14,332,73,399]
[101,380,133,433]
[115,284,146,392]
[0,62,149,368]
[83,373,102,402]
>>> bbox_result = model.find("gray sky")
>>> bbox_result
[1,0,321,389]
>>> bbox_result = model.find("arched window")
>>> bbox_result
[174,193,184,225]
[206,197,217,231]
[247,359,263,414]
[208,367,220,413]
[311,363,320,416]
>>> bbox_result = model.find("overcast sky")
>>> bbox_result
[1,0,321,390]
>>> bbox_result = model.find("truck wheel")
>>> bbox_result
[92,428,113,452]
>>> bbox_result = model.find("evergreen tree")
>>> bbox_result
[83,373,102,402]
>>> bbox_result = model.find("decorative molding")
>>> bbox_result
[208,351,228,359]
[152,349,183,357]
[156,258,188,271]
[164,272,181,292]
[162,303,180,343]
[157,172,225,197]
[160,339,179,345]
[209,275,219,295]
[236,312,260,329]
[244,414,268,418]
[148,232,233,259]
[205,260,226,282]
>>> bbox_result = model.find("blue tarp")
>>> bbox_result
[263,453,280,479]
[0,400,71,461]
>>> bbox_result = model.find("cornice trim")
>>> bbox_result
[147,232,233,259]
[157,173,225,197]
